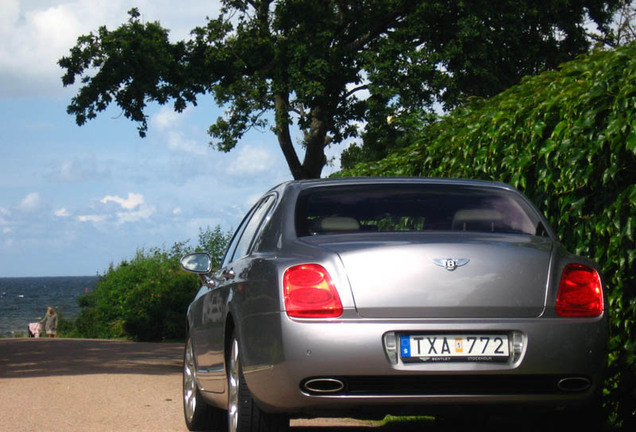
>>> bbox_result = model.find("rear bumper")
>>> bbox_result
[239,312,607,416]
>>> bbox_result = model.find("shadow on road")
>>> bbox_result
[0,338,183,378]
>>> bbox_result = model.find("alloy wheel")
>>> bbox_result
[183,338,198,424]
[228,337,240,432]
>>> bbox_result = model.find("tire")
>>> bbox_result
[228,332,289,432]
[183,336,225,431]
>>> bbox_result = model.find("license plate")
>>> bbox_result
[400,334,509,363]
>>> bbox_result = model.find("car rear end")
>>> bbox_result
[240,179,608,418]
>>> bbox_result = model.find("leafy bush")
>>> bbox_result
[69,226,232,341]
[338,43,635,428]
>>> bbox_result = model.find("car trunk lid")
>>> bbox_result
[305,233,553,319]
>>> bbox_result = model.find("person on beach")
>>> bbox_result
[39,307,58,338]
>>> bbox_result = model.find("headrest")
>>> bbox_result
[320,217,360,232]
[452,209,504,232]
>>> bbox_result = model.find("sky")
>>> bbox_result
[0,0,343,277]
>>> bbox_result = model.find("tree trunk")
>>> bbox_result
[302,106,329,179]
[274,93,305,179]
[274,94,328,180]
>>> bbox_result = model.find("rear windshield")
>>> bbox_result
[295,184,546,237]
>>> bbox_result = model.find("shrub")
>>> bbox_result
[70,226,232,341]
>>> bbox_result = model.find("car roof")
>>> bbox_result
[270,177,516,194]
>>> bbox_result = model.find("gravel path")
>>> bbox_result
[0,339,379,432]
[0,339,187,432]
[0,338,561,432]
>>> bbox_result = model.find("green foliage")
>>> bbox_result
[339,43,636,427]
[68,226,231,342]
[196,225,233,268]
[55,312,76,337]
[59,1,620,179]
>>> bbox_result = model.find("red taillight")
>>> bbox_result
[556,264,603,317]
[283,264,343,318]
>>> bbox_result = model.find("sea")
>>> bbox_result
[0,276,99,337]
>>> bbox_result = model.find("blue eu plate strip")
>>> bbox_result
[400,335,411,357]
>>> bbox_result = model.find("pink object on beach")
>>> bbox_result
[28,322,42,338]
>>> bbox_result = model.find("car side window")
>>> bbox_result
[225,194,276,266]
[220,207,254,270]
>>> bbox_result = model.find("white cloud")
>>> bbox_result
[76,201,156,224]
[55,161,81,182]
[153,106,183,131]
[173,207,182,215]
[166,130,208,155]
[97,192,156,224]
[151,106,209,155]
[0,208,14,236]
[0,1,20,30]
[101,192,144,210]
[54,208,70,217]
[77,214,105,223]
[0,0,130,97]
[0,206,9,223]
[226,144,278,176]
[0,0,222,98]
[18,192,42,212]
[115,205,156,224]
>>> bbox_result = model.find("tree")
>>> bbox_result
[60,0,619,179]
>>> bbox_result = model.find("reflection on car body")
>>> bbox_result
[180,177,608,432]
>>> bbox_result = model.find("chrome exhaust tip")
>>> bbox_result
[557,377,592,392]
[303,378,345,394]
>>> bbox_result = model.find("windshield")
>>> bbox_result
[295,184,546,237]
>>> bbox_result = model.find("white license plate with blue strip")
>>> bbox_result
[400,334,509,363]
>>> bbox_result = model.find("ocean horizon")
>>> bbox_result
[0,276,99,337]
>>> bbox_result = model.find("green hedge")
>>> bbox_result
[338,43,635,427]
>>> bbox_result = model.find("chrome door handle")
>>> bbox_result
[202,275,216,288]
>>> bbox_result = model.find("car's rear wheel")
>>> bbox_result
[228,332,289,432]
[183,336,225,431]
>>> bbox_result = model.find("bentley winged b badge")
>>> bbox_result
[433,258,470,271]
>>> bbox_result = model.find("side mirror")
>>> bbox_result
[180,252,212,274]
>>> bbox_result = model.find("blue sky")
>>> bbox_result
[0,0,342,277]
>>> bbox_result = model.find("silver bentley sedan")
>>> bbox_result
[180,177,607,432]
